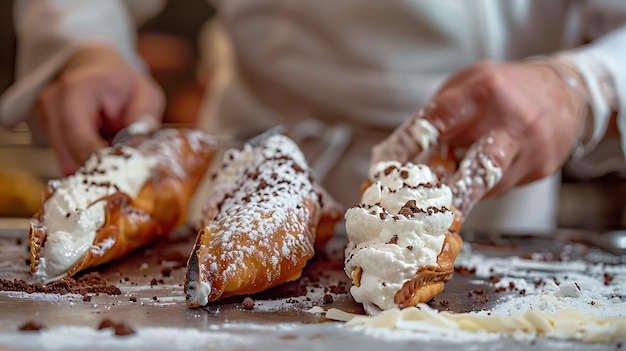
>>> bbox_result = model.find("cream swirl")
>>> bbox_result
[344,161,454,311]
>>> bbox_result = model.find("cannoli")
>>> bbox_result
[344,161,463,313]
[29,129,218,283]
[185,134,341,307]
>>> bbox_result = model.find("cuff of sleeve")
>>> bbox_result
[555,51,613,158]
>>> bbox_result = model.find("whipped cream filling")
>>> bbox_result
[409,117,439,152]
[35,145,157,283]
[344,161,454,311]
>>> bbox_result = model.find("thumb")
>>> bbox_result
[124,76,165,129]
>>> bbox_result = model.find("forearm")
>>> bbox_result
[555,25,626,157]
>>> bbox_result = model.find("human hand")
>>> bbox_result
[36,45,165,175]
[372,59,588,214]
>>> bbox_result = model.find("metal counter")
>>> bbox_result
[0,224,624,351]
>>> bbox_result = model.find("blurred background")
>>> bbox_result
[0,0,215,218]
[0,0,625,230]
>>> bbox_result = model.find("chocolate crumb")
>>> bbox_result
[83,295,92,302]
[387,235,399,245]
[160,268,172,277]
[384,165,396,175]
[18,321,46,331]
[329,283,348,295]
[439,299,450,307]
[323,294,334,304]
[604,273,614,286]
[113,323,135,336]
[574,282,581,291]
[242,297,255,310]
[0,272,120,296]
[129,296,137,302]
[98,319,116,330]
[150,278,158,286]
[98,318,135,336]
[520,289,526,295]
[152,296,158,301]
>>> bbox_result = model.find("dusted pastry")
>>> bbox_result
[185,134,341,307]
[344,161,463,313]
[29,129,218,283]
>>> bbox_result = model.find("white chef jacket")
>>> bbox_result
[2,0,626,233]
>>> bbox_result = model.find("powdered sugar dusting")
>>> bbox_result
[449,137,502,214]
[191,134,322,303]
[327,244,626,343]
[138,129,218,180]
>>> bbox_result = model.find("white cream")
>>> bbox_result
[344,161,454,311]
[409,118,439,152]
[35,145,157,283]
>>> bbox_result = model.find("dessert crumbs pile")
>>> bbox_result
[0,272,121,296]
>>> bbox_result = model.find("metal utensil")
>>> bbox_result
[557,228,626,256]
[245,125,285,146]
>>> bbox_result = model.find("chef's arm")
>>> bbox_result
[0,0,165,128]
[554,24,626,159]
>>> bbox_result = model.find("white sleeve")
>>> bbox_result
[0,0,164,127]
[558,25,626,157]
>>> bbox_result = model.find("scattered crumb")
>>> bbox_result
[322,294,333,304]
[242,297,255,310]
[0,272,121,296]
[18,321,45,332]
[98,318,136,336]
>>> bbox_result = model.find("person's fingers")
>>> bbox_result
[36,86,81,175]
[123,77,165,127]
[446,130,519,216]
[370,110,439,165]
[59,81,107,166]
[420,85,480,144]
[371,65,491,166]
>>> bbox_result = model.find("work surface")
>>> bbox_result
[0,225,624,351]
